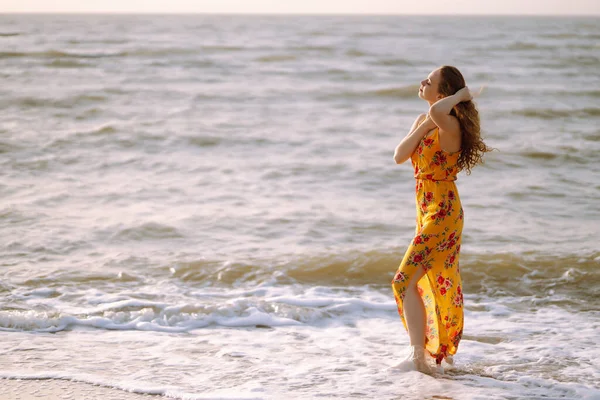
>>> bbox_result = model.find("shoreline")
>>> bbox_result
[0,378,156,400]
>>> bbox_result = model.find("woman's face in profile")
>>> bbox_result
[419,69,442,103]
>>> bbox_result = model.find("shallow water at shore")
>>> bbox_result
[1,14,599,399]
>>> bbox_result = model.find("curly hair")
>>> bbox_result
[437,65,493,175]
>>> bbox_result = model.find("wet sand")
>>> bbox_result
[0,379,156,400]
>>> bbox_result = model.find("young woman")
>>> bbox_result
[391,65,491,374]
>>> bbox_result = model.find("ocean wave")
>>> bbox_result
[0,140,24,154]
[67,38,129,45]
[519,151,558,160]
[21,269,141,287]
[538,33,600,40]
[255,54,297,62]
[325,68,350,75]
[0,374,178,398]
[566,55,600,65]
[169,250,600,302]
[86,124,117,135]
[513,108,600,119]
[539,55,600,67]
[10,93,110,110]
[0,48,202,60]
[505,41,554,51]
[323,85,420,100]
[187,136,222,147]
[123,48,201,57]
[0,50,117,59]
[583,131,600,142]
[371,86,420,98]
[484,87,600,98]
[290,45,333,53]
[0,291,393,333]
[0,206,43,224]
[0,374,261,400]
[45,59,90,68]
[42,124,117,150]
[200,45,245,52]
[345,49,368,57]
[515,150,593,165]
[559,89,600,97]
[5,237,90,259]
[352,31,392,38]
[471,42,555,53]
[110,222,185,241]
[370,58,413,67]
[2,246,597,333]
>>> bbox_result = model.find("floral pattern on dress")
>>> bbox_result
[392,126,465,366]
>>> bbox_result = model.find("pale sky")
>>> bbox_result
[1,0,599,15]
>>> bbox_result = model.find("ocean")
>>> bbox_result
[0,13,599,399]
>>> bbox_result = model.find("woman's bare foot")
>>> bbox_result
[410,345,436,374]
[388,345,437,375]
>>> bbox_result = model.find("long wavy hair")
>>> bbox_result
[437,65,492,175]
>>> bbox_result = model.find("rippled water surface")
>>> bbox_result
[1,14,599,399]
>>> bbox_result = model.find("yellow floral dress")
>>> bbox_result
[391,124,464,366]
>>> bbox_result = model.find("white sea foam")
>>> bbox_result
[0,373,265,400]
[0,285,397,332]
[2,13,600,400]
[0,289,598,399]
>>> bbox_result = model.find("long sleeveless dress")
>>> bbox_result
[391,123,464,366]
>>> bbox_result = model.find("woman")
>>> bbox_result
[391,65,491,374]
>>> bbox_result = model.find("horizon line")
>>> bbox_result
[1,11,599,17]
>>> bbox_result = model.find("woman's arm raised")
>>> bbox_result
[429,86,473,133]
[393,114,437,164]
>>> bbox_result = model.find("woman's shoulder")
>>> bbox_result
[415,113,427,126]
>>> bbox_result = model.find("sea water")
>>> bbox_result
[1,14,599,399]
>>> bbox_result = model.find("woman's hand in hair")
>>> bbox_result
[455,86,473,102]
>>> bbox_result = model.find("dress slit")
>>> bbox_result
[392,125,465,366]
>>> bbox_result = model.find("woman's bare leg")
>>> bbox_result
[403,266,427,346]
